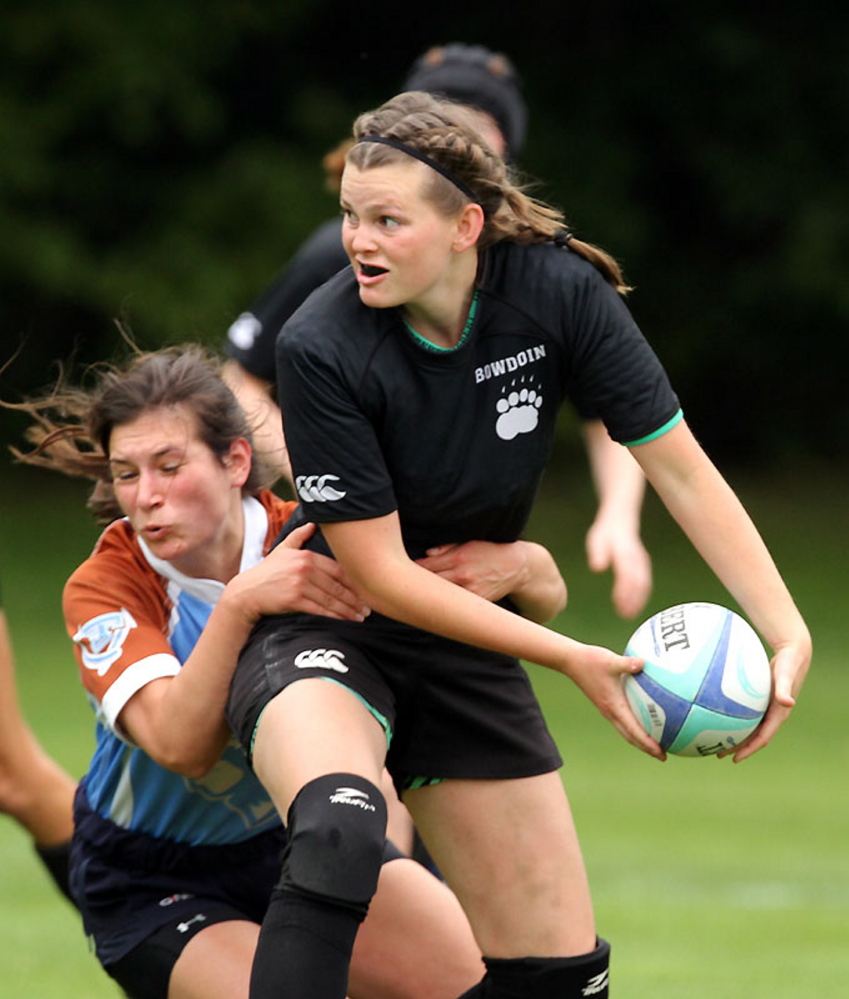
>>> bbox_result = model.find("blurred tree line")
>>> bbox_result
[1,0,847,464]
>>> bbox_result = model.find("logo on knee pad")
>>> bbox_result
[329,787,377,812]
[583,970,609,996]
[294,648,348,673]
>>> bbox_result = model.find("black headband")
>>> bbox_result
[357,135,480,205]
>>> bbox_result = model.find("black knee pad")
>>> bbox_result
[476,939,611,999]
[280,773,387,910]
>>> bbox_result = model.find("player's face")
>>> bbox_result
[341,161,472,317]
[108,405,248,578]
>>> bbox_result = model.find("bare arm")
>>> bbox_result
[322,517,661,758]
[119,524,369,776]
[416,539,567,623]
[631,419,811,760]
[222,360,292,489]
[0,608,76,844]
[582,419,652,619]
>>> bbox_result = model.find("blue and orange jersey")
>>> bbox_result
[63,491,296,846]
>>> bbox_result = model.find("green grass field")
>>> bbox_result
[1,449,846,998]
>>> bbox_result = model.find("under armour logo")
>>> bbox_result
[296,474,346,503]
[294,648,348,673]
[582,969,609,996]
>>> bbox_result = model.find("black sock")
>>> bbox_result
[457,940,611,999]
[34,840,75,906]
[249,888,365,999]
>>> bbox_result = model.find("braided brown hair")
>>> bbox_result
[347,91,631,294]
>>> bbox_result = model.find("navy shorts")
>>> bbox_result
[227,611,563,791]
[70,782,407,999]
[69,782,286,985]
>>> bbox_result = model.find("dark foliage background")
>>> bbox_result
[2,0,847,463]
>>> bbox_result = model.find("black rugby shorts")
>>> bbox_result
[227,612,563,792]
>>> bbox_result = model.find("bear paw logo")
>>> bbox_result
[495,386,542,441]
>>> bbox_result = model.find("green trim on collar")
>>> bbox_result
[403,290,479,353]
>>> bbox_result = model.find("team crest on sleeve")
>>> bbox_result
[73,608,138,676]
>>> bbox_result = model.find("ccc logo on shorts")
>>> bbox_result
[294,648,348,673]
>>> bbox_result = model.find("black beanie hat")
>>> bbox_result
[402,43,528,160]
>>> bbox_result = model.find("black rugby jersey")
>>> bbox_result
[277,240,681,558]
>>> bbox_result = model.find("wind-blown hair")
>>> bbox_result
[347,91,631,294]
[8,344,273,524]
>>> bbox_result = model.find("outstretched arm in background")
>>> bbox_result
[0,601,76,901]
[582,419,652,619]
[222,360,292,489]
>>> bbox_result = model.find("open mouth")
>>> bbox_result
[360,264,388,277]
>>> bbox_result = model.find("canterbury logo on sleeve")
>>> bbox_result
[295,474,347,503]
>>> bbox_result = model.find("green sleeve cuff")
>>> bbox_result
[624,408,684,447]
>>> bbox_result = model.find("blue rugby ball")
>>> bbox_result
[623,602,771,757]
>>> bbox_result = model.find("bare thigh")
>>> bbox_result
[251,678,388,817]
[167,920,258,999]
[167,867,480,999]
[349,857,483,999]
[404,772,597,958]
